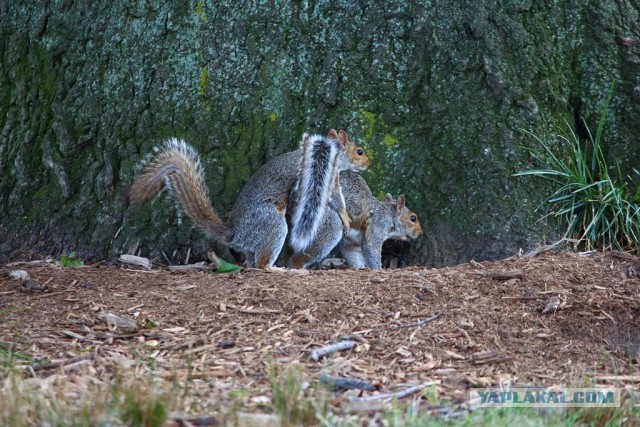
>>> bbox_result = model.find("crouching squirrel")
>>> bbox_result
[127,130,369,269]
[286,170,422,269]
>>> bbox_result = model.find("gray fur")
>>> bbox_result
[300,171,422,269]
[131,138,303,268]
[289,134,340,252]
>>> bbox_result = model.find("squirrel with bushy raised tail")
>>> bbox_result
[286,170,422,269]
[289,129,355,252]
[127,130,369,269]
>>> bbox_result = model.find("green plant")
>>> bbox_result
[516,85,640,252]
[59,251,84,267]
[269,365,330,426]
[0,343,31,372]
[118,385,169,427]
[215,258,242,273]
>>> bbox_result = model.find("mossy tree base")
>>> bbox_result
[1,1,639,266]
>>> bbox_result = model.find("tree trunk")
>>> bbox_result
[1,1,639,266]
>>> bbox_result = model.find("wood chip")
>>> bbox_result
[98,311,138,329]
[119,254,151,269]
[541,296,561,314]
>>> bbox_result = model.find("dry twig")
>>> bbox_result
[310,340,356,361]
[393,312,441,329]
[350,381,440,402]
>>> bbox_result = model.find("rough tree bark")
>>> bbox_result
[1,1,639,266]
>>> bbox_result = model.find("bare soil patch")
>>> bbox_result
[2,251,640,416]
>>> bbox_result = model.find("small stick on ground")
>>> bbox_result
[351,381,440,402]
[21,280,49,292]
[594,375,640,382]
[119,254,151,269]
[310,340,356,362]
[167,413,224,426]
[320,374,375,391]
[32,353,95,371]
[469,270,523,281]
[490,270,523,281]
[168,262,215,272]
[523,239,566,258]
[394,313,441,329]
[238,308,282,315]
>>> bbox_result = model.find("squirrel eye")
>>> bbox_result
[356,148,363,156]
[410,215,417,222]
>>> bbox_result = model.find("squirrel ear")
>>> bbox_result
[337,130,349,151]
[384,193,394,204]
[338,130,350,144]
[396,195,406,212]
[327,129,339,140]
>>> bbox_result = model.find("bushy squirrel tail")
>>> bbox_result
[128,138,230,242]
[289,133,341,253]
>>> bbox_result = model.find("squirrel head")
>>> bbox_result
[385,194,423,240]
[328,129,370,172]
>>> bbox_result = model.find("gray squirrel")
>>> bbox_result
[285,170,422,269]
[289,130,353,252]
[127,130,369,269]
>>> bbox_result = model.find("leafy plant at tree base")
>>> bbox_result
[215,258,242,273]
[516,84,640,253]
[59,251,84,267]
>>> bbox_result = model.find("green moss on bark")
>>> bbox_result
[1,1,639,266]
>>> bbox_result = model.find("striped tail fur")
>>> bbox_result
[289,133,340,252]
[128,138,230,242]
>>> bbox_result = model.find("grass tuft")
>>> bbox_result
[269,364,331,426]
[0,368,176,427]
[516,83,640,252]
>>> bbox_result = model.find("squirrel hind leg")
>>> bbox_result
[288,253,310,269]
[293,210,343,268]
[242,209,288,269]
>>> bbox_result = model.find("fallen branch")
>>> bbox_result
[523,235,579,258]
[320,374,375,391]
[168,262,216,272]
[238,308,282,315]
[470,349,511,365]
[350,381,440,402]
[490,270,523,281]
[523,239,566,258]
[310,341,356,362]
[470,270,523,281]
[6,259,53,267]
[393,313,441,329]
[119,254,151,269]
[166,412,223,426]
[594,375,640,382]
[32,353,94,371]
[608,250,638,261]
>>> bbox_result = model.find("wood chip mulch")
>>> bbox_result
[2,251,640,414]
